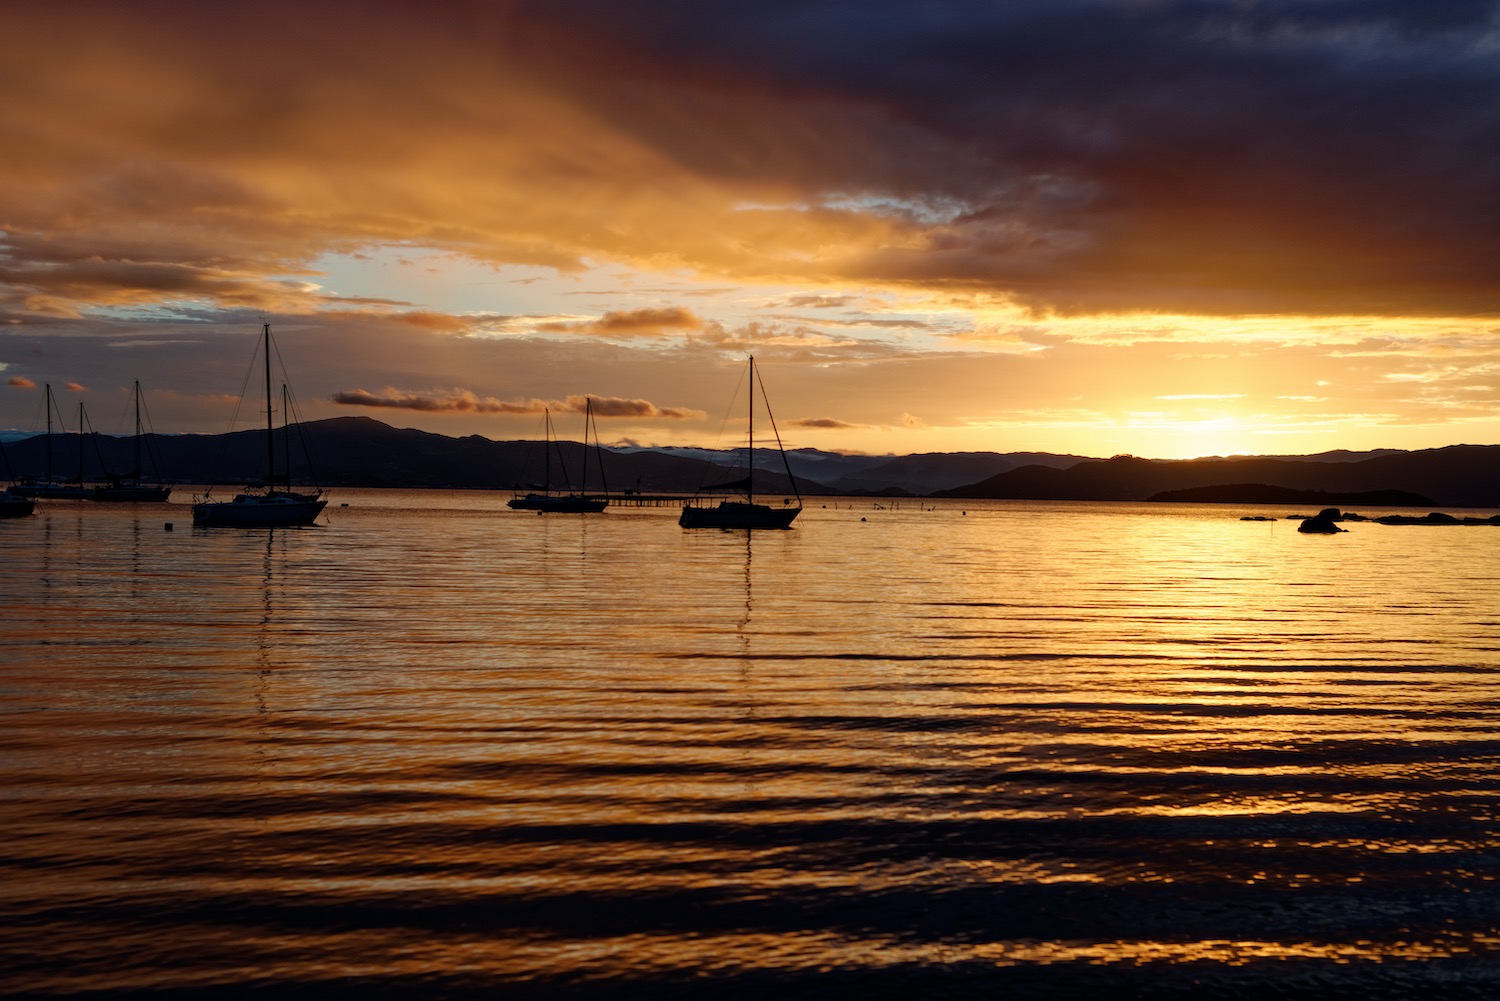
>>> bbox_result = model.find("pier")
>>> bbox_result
[598,493,686,508]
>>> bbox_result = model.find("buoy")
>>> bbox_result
[164,523,173,531]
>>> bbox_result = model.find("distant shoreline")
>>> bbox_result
[1145,484,1434,506]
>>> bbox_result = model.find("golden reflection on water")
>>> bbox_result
[4,494,1500,996]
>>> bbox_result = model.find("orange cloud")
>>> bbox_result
[539,307,703,338]
[8,376,37,389]
[558,395,704,420]
[331,387,702,420]
[2,2,1496,321]
[331,388,544,414]
[792,417,866,430]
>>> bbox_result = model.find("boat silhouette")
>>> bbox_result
[91,381,172,503]
[13,385,91,499]
[192,324,327,528]
[680,356,802,530]
[508,397,609,513]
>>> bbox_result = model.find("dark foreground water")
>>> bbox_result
[3,492,1499,999]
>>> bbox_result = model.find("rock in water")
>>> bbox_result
[1298,507,1346,534]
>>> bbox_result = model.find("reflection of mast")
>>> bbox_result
[738,532,753,661]
[736,532,760,751]
[259,529,276,690]
[254,530,275,722]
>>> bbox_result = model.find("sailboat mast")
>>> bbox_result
[282,384,291,488]
[262,323,274,488]
[133,380,142,481]
[588,397,608,497]
[77,401,85,485]
[44,383,53,485]
[747,356,755,504]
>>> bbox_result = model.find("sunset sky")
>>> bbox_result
[3,1,1498,459]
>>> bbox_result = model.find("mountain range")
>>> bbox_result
[3,416,1496,507]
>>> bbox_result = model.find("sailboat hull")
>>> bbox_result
[197,325,326,529]
[0,492,35,518]
[508,493,608,513]
[679,501,800,529]
[192,493,327,527]
[91,484,172,503]
[12,482,91,500]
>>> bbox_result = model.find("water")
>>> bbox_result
[3,492,1499,999]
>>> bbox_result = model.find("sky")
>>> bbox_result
[2,0,1499,459]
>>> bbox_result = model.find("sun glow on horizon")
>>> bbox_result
[17,245,1499,458]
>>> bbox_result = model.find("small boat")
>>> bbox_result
[508,398,610,513]
[192,323,327,528]
[0,439,35,518]
[680,356,802,530]
[508,492,608,514]
[13,385,91,499]
[0,488,33,518]
[91,381,172,503]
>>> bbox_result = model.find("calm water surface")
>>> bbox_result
[3,492,1499,999]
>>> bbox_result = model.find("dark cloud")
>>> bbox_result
[509,0,1500,314]
[3,0,1498,330]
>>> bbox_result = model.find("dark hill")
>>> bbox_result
[3,416,816,494]
[1147,484,1434,506]
[8,417,1497,504]
[936,446,1500,507]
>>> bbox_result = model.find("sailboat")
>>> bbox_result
[507,398,609,513]
[0,438,35,518]
[91,381,172,502]
[680,356,802,529]
[191,323,327,528]
[13,384,91,499]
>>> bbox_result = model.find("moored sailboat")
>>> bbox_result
[508,398,610,513]
[192,324,327,528]
[91,381,172,502]
[0,489,34,518]
[680,356,802,530]
[13,385,91,500]
[0,438,35,518]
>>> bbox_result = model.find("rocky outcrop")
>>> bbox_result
[1297,508,1346,534]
